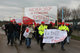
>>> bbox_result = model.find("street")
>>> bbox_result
[0,28,80,53]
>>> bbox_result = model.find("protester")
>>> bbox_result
[38,21,48,50]
[20,24,26,45]
[13,21,20,41]
[35,23,40,44]
[66,24,73,44]
[23,23,34,48]
[58,22,69,51]
[5,21,15,46]
[48,22,57,48]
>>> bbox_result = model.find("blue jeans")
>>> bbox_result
[26,38,31,47]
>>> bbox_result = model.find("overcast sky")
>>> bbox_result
[0,0,80,21]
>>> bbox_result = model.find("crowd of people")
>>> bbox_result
[1,20,73,51]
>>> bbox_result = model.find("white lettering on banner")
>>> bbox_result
[24,6,57,24]
[43,29,67,43]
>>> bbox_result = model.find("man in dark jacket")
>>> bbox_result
[13,22,20,41]
[5,22,15,46]
[66,24,73,44]
[48,22,56,48]
[35,24,40,44]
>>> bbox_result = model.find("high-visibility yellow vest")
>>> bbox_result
[58,25,69,32]
[38,24,48,36]
[33,24,35,28]
[65,26,69,32]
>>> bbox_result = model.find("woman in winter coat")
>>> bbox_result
[23,24,34,48]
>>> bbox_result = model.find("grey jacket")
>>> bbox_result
[24,26,34,38]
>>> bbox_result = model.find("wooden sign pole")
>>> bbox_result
[20,8,24,40]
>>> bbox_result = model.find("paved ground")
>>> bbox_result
[0,28,80,53]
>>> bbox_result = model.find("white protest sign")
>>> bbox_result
[23,27,30,38]
[15,19,22,23]
[24,6,57,24]
[43,29,67,43]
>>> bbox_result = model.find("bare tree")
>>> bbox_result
[71,9,77,19]
[58,7,71,19]
[71,7,80,19]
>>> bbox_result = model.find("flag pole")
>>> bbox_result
[62,8,63,22]
[20,8,24,40]
[57,6,58,28]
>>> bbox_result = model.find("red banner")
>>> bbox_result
[23,16,35,25]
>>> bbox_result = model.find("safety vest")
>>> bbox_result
[58,25,69,32]
[38,24,48,36]
[33,24,35,28]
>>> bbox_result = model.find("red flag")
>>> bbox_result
[23,16,35,25]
